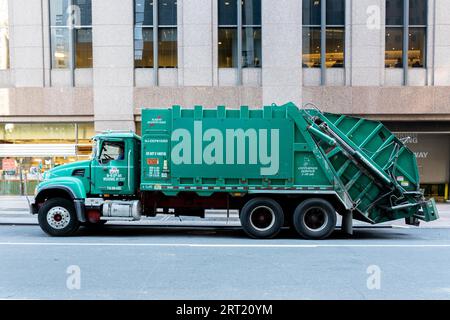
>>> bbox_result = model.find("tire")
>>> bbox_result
[293,198,337,240]
[38,197,80,237]
[240,198,284,239]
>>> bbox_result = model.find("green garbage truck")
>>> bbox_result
[31,102,438,239]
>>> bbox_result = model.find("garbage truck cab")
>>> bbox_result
[32,132,141,235]
[31,103,439,239]
[89,132,141,196]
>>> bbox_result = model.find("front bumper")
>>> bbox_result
[30,201,38,215]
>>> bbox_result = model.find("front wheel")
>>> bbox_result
[240,198,284,239]
[38,198,80,236]
[293,198,336,240]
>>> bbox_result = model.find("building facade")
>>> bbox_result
[0,0,449,199]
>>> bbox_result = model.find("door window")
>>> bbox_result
[99,141,125,164]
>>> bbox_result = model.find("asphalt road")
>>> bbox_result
[1,224,450,300]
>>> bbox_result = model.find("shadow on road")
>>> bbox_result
[71,225,415,241]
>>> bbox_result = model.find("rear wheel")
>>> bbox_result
[240,198,284,239]
[38,198,80,236]
[293,198,336,240]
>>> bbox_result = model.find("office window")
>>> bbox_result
[409,27,426,68]
[386,0,404,25]
[385,27,403,68]
[326,0,345,68]
[218,28,238,68]
[409,0,427,68]
[242,0,261,67]
[385,0,427,68]
[50,0,92,69]
[218,0,237,68]
[0,0,9,70]
[134,0,177,68]
[302,0,345,69]
[218,0,261,68]
[302,27,321,68]
[134,0,154,67]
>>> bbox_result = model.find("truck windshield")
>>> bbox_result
[91,139,98,160]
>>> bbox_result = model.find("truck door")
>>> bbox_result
[91,139,135,195]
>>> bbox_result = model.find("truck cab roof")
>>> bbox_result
[93,131,141,140]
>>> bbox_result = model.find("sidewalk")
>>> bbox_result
[1,195,449,228]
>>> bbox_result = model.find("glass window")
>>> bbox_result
[386,0,404,25]
[385,0,427,69]
[409,1,426,68]
[100,141,125,164]
[134,27,154,68]
[302,0,345,69]
[0,0,9,70]
[242,27,261,67]
[326,0,345,25]
[242,0,261,26]
[77,123,95,142]
[218,0,262,69]
[50,0,92,69]
[75,28,92,68]
[0,123,95,195]
[326,28,344,68]
[302,0,321,26]
[218,28,238,68]
[50,0,71,26]
[158,0,177,26]
[0,123,94,144]
[134,0,177,68]
[158,28,177,68]
[50,0,91,27]
[74,0,92,26]
[385,27,403,68]
[135,0,154,25]
[219,0,237,25]
[409,0,427,25]
[51,28,71,69]
[408,27,426,67]
[302,27,321,68]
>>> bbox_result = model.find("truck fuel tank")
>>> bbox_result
[102,200,142,221]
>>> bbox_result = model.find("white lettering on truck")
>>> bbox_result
[171,121,280,175]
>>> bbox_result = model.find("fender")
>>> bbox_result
[33,177,87,222]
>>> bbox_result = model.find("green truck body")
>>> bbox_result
[32,103,438,239]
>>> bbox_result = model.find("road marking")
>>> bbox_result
[0,242,450,248]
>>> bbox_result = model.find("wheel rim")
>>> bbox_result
[249,206,276,232]
[47,206,71,229]
[303,207,329,232]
